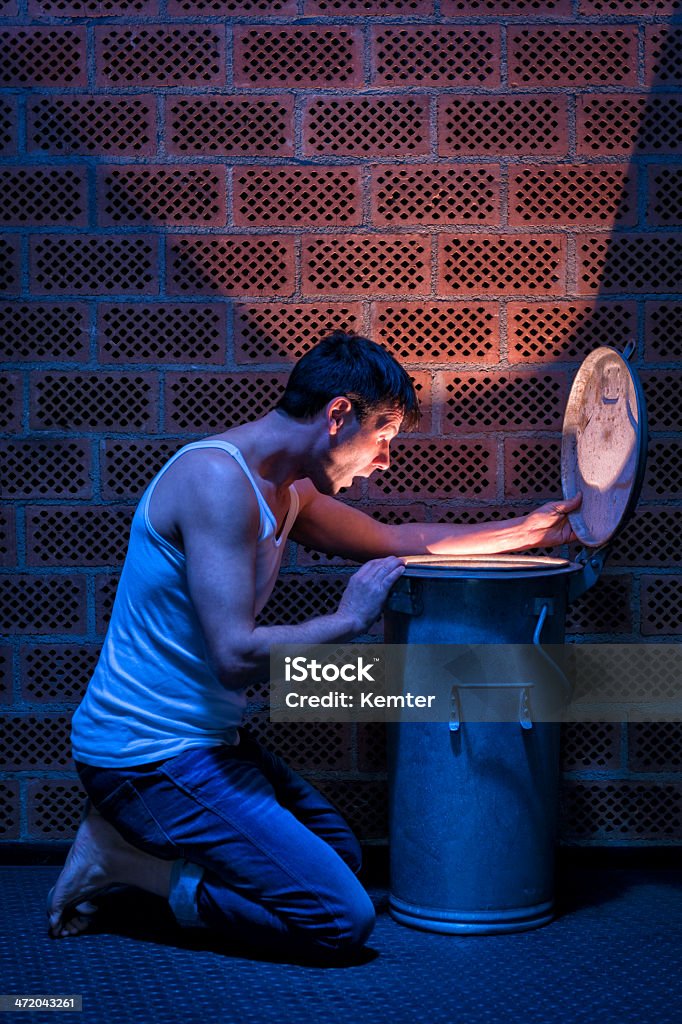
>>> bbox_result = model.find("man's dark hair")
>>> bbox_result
[276,331,420,431]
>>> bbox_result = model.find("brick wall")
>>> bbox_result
[1,1,681,849]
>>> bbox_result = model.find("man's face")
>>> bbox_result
[320,407,403,495]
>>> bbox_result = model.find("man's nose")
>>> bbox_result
[374,446,391,471]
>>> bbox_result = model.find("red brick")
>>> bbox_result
[609,507,682,569]
[170,0,296,12]
[27,778,86,840]
[0,645,12,705]
[305,0,433,12]
[504,437,562,500]
[2,712,75,769]
[167,95,294,158]
[167,235,295,298]
[508,26,637,88]
[640,370,682,432]
[304,95,430,158]
[371,165,500,227]
[235,25,363,89]
[647,165,682,226]
[95,24,225,88]
[98,302,227,364]
[582,0,678,14]
[357,722,386,773]
[303,234,431,295]
[0,0,17,13]
[97,165,227,228]
[576,234,681,294]
[19,641,100,703]
[577,94,682,156]
[0,780,19,839]
[1,439,93,499]
[643,440,682,501]
[367,438,496,501]
[0,166,88,227]
[27,95,157,156]
[234,166,362,229]
[30,371,158,432]
[164,371,287,432]
[30,235,159,296]
[442,0,570,11]
[96,572,120,636]
[438,95,568,157]
[646,25,682,87]
[234,302,363,364]
[371,301,500,364]
[507,300,637,364]
[29,0,158,13]
[561,778,682,842]
[561,723,622,772]
[646,301,682,362]
[628,722,682,773]
[641,576,682,636]
[438,370,568,435]
[372,26,500,88]
[0,371,22,431]
[27,505,135,567]
[406,370,433,432]
[100,438,184,500]
[0,27,86,87]
[0,235,20,296]
[2,574,87,635]
[509,164,637,228]
[438,234,566,296]
[0,507,16,568]
[0,302,89,361]
[0,97,17,155]
[567,576,632,635]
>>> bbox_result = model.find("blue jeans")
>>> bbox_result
[74,731,375,958]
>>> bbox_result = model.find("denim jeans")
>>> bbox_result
[74,731,375,958]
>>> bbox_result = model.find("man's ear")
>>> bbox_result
[326,396,353,436]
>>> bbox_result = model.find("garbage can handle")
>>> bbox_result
[533,604,573,703]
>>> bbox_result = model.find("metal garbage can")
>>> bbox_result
[384,345,648,934]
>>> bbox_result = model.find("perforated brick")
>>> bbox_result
[643,441,682,500]
[31,236,158,296]
[28,95,156,156]
[235,26,361,88]
[561,723,621,771]
[367,439,495,500]
[99,166,226,227]
[372,166,500,226]
[508,301,636,364]
[303,235,430,295]
[601,509,682,568]
[0,782,19,839]
[578,234,682,294]
[372,302,499,363]
[99,303,226,364]
[305,96,429,157]
[504,438,561,499]
[510,165,635,227]
[0,303,88,361]
[646,302,682,362]
[0,508,16,567]
[372,26,499,87]
[641,576,682,636]
[27,779,86,840]
[167,236,294,297]
[1,575,86,636]
[441,371,566,434]
[357,722,386,773]
[170,0,295,11]
[29,0,153,12]
[640,371,682,432]
[561,780,682,841]
[306,0,431,12]
[509,27,637,88]
[315,779,388,843]
[235,167,361,228]
[242,717,352,772]
[234,303,361,364]
[648,165,682,226]
[1,440,92,498]
[257,574,348,626]
[439,96,567,156]
[443,0,570,10]
[0,167,86,226]
[31,372,157,432]
[0,98,15,155]
[101,439,183,500]
[96,572,120,635]
[0,237,20,295]
[0,644,12,704]
[566,575,632,635]
[20,643,100,703]
[0,27,86,87]
[165,372,285,432]
[578,95,682,155]
[96,25,224,87]
[646,25,682,86]
[168,96,293,157]
[439,235,565,295]
[629,722,682,772]
[0,372,21,431]
[27,506,134,567]
[0,0,16,13]
[2,713,73,769]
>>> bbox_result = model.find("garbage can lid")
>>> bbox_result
[561,345,648,549]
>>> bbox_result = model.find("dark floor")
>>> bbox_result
[2,863,681,1024]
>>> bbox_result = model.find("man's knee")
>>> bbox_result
[323,886,376,955]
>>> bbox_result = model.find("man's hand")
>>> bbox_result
[337,556,406,634]
[523,492,582,549]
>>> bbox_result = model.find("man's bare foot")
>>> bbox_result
[47,808,173,938]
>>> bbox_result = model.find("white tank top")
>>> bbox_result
[71,440,299,767]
